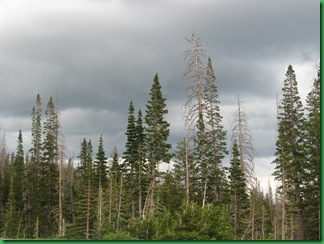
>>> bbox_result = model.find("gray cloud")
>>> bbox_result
[0,0,319,185]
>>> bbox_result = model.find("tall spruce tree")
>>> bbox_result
[38,97,59,237]
[13,130,24,212]
[303,65,320,240]
[93,135,108,239]
[228,140,249,240]
[123,101,137,219]
[69,139,96,239]
[25,94,42,237]
[202,57,228,205]
[94,135,108,188]
[134,109,147,218]
[143,73,171,217]
[272,65,305,240]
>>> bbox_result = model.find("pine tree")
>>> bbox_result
[38,97,59,238]
[13,130,25,212]
[272,65,305,240]
[133,109,147,218]
[122,101,137,219]
[202,57,228,205]
[229,140,249,240]
[69,139,96,239]
[25,95,42,237]
[107,147,125,233]
[4,177,21,239]
[94,135,108,188]
[143,73,171,217]
[303,65,320,240]
[30,94,42,167]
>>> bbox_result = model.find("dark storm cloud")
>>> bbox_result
[0,0,319,163]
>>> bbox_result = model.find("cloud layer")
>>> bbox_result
[0,0,319,190]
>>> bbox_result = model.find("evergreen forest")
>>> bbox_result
[0,30,320,240]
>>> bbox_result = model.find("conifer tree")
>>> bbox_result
[69,139,96,239]
[13,130,24,212]
[134,109,147,218]
[202,57,228,205]
[272,65,305,240]
[38,97,59,237]
[94,135,108,188]
[229,140,249,240]
[143,73,171,216]
[25,94,42,237]
[173,138,196,205]
[0,132,9,235]
[4,177,21,239]
[303,65,320,240]
[123,101,137,219]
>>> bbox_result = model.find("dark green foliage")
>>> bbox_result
[272,65,306,240]
[13,130,25,212]
[94,135,108,188]
[302,65,320,240]
[37,97,59,238]
[229,140,249,240]
[24,94,42,238]
[0,60,320,240]
[122,101,137,219]
[144,73,171,215]
[3,177,21,239]
[203,57,228,205]
[144,73,171,170]
[170,202,233,240]
[68,139,96,239]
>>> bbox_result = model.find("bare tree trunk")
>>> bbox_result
[251,192,255,240]
[138,166,142,218]
[34,216,39,239]
[281,174,286,240]
[55,93,65,238]
[262,203,265,239]
[117,176,123,231]
[86,177,91,239]
[202,175,207,209]
[234,192,237,240]
[185,138,190,207]
[97,186,103,239]
[58,152,63,237]
[108,175,112,225]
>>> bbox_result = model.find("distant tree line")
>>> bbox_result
[0,30,320,240]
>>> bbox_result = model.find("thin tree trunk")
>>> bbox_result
[262,204,265,239]
[108,175,112,225]
[117,176,123,231]
[281,174,286,240]
[202,176,207,209]
[138,166,142,218]
[251,192,255,240]
[58,151,64,237]
[97,186,103,239]
[185,138,190,207]
[86,177,91,239]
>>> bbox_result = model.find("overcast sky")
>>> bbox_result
[0,0,319,191]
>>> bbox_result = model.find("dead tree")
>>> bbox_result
[231,96,256,188]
